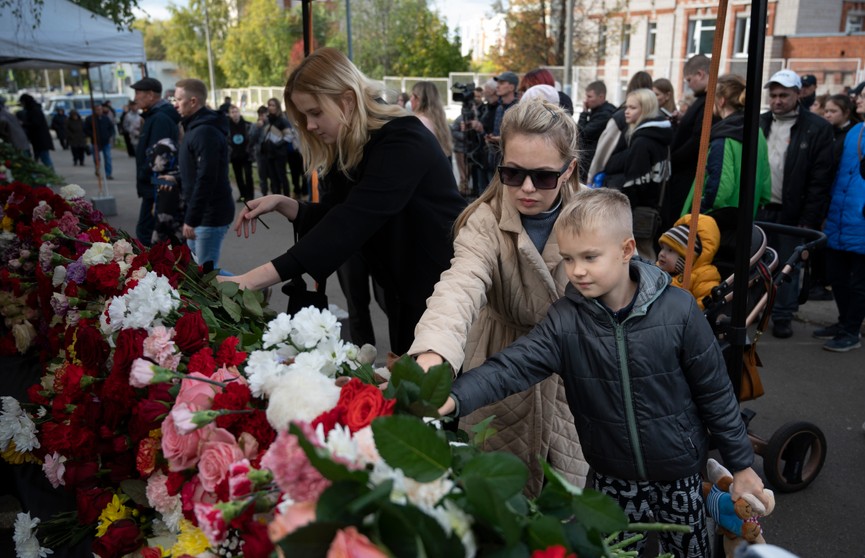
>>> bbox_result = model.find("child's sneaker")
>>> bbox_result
[812,323,843,340]
[823,332,861,352]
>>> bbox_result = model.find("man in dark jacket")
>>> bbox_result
[83,105,116,179]
[17,93,55,169]
[758,69,835,338]
[577,81,616,183]
[171,78,235,271]
[133,77,181,246]
[227,105,254,202]
[50,108,68,149]
[665,55,718,231]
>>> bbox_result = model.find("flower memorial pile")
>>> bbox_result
[0,142,63,187]
[1,182,687,558]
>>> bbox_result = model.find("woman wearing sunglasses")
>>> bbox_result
[222,48,466,354]
[409,100,587,496]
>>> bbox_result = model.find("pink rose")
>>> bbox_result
[194,503,228,546]
[176,372,220,410]
[212,365,246,385]
[269,500,316,548]
[197,428,243,492]
[161,413,208,471]
[130,358,155,388]
[326,527,387,558]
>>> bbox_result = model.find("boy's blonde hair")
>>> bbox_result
[283,47,407,178]
[454,99,580,233]
[554,188,633,242]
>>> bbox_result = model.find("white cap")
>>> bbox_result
[764,69,802,89]
[521,84,559,104]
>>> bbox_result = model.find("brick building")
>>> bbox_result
[587,0,865,104]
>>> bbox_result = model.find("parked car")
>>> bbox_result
[44,94,128,124]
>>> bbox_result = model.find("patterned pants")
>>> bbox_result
[592,471,711,558]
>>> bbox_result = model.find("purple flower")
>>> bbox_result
[66,259,86,284]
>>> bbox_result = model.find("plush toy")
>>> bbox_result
[702,458,776,558]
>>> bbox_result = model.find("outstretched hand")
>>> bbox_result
[234,194,294,238]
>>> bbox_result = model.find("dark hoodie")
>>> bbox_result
[136,100,181,197]
[178,107,235,229]
[228,117,252,161]
[604,115,673,208]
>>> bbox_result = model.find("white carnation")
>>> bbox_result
[245,350,289,398]
[112,239,134,261]
[317,423,358,464]
[0,397,40,453]
[288,350,330,377]
[59,184,86,200]
[101,271,180,334]
[81,242,115,266]
[265,369,340,430]
[290,306,340,349]
[14,512,53,558]
[11,321,37,353]
[51,265,67,288]
[353,426,381,467]
[404,475,455,512]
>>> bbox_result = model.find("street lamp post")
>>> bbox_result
[202,0,218,108]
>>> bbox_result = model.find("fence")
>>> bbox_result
[215,57,863,116]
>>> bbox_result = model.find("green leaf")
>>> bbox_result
[376,502,465,558]
[420,363,453,408]
[571,489,628,533]
[119,479,149,507]
[562,522,606,558]
[459,452,527,500]
[388,355,425,390]
[371,415,451,482]
[241,287,263,317]
[462,476,521,546]
[289,423,370,484]
[316,481,370,523]
[277,521,346,557]
[200,305,219,329]
[470,415,498,447]
[221,293,242,322]
[542,462,583,497]
[526,515,568,551]
[216,280,239,297]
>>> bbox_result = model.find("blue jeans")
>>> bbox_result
[34,150,54,170]
[93,144,112,177]
[187,224,230,273]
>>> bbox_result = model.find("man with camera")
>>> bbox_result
[458,79,501,193]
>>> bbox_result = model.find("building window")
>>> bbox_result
[733,16,750,56]
[598,23,607,57]
[621,23,632,59]
[687,18,716,55]
[847,12,864,33]
[646,22,657,59]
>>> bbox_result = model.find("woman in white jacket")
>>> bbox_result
[410,100,588,496]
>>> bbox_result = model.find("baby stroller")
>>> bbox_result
[701,221,828,493]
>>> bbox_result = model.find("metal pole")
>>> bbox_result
[729,0,769,395]
[563,0,574,96]
[302,0,312,57]
[84,66,105,196]
[203,0,218,108]
[345,0,353,61]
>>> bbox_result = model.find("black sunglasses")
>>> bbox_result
[498,160,572,190]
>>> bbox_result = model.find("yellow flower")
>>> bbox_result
[95,494,134,537]
[168,520,210,557]
[1,441,41,465]
[1,215,12,232]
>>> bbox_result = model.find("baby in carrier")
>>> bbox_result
[656,214,722,309]
[146,138,183,245]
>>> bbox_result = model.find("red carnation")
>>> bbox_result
[71,322,111,370]
[165,471,188,497]
[111,328,147,376]
[236,409,275,450]
[216,336,247,366]
[85,262,122,296]
[173,311,210,353]
[311,405,346,435]
[531,545,577,558]
[63,459,99,489]
[212,382,252,429]
[136,437,161,477]
[187,347,217,376]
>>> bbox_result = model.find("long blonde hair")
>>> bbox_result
[625,88,660,142]
[283,48,407,178]
[454,99,580,233]
[411,81,453,157]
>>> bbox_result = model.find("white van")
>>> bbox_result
[44,94,129,124]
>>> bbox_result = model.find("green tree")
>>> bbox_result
[391,10,469,76]
[161,0,230,87]
[133,18,167,61]
[1,0,140,29]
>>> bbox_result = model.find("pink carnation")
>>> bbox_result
[268,500,316,545]
[228,459,253,499]
[58,211,80,237]
[260,423,330,503]
[195,503,228,546]
[326,527,388,558]
[170,403,197,435]
[42,452,66,488]
[130,358,156,388]
[143,326,180,370]
[145,471,177,514]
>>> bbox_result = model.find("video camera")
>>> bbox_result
[451,82,476,104]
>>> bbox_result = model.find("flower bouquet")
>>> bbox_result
[1,183,686,558]
[0,142,63,187]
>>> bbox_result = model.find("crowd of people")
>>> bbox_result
[3,48,864,556]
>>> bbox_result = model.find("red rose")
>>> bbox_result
[111,328,148,376]
[165,470,188,496]
[339,379,396,433]
[140,547,163,558]
[239,517,274,558]
[85,262,122,295]
[173,311,210,353]
[531,546,577,558]
[41,422,96,459]
[76,487,114,525]
[129,398,169,443]
[100,368,137,431]
[187,347,217,376]
[71,322,111,371]
[92,519,142,558]
[64,460,99,489]
[216,336,247,366]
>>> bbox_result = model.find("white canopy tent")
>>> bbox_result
[0,0,146,68]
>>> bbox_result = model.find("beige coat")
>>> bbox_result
[410,193,588,497]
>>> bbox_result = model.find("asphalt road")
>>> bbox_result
[33,147,865,556]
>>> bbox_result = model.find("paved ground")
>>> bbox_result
[4,146,863,556]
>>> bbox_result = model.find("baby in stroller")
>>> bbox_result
[146,138,184,245]
[656,213,722,309]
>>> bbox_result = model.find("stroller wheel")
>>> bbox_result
[761,420,827,493]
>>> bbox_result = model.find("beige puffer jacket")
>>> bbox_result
[410,193,588,497]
